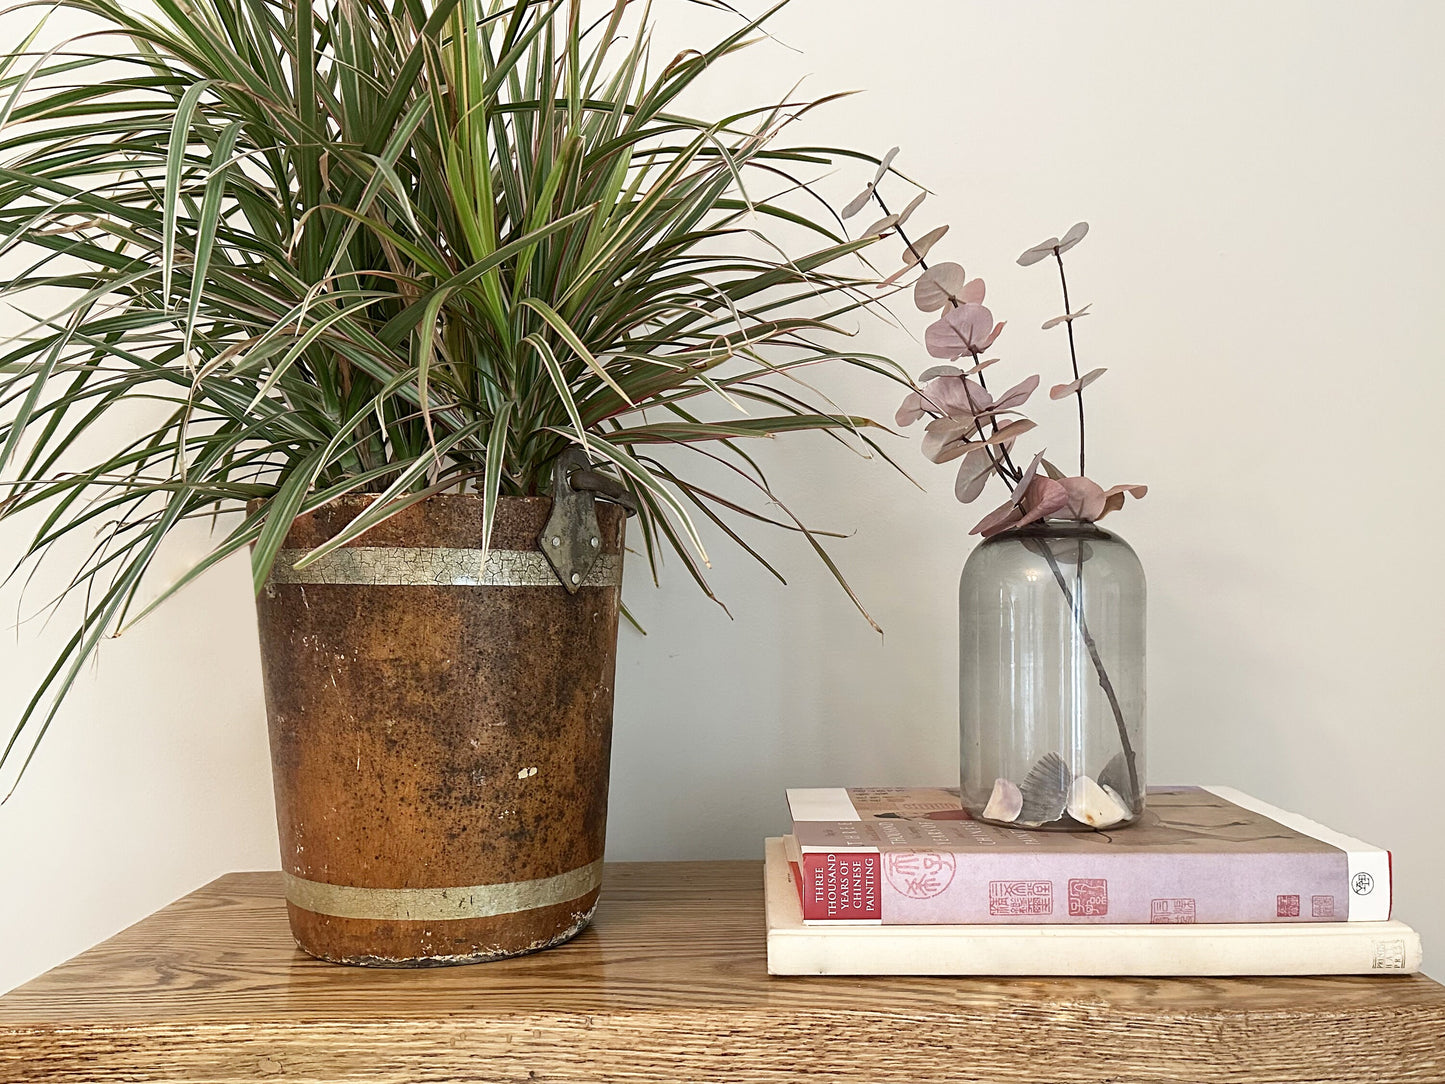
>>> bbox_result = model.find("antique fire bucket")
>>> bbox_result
[254,479,625,966]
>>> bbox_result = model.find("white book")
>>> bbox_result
[763,838,1422,977]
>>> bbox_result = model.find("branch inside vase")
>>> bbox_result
[1032,538,1141,805]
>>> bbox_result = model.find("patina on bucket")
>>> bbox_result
[254,494,624,966]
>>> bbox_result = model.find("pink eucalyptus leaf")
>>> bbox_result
[914,375,991,419]
[918,364,963,381]
[971,498,1022,537]
[1049,366,1108,400]
[1097,483,1148,520]
[971,407,1025,422]
[1057,221,1089,254]
[923,415,964,436]
[972,476,1070,538]
[924,314,965,359]
[903,224,949,266]
[913,262,967,312]
[925,302,997,358]
[961,277,986,304]
[1017,237,1059,266]
[930,441,972,465]
[841,185,873,220]
[1009,450,1047,504]
[949,377,994,417]
[992,374,1041,412]
[862,213,898,238]
[878,262,912,286]
[895,390,927,427]
[961,356,1001,377]
[1040,457,1067,480]
[945,306,997,350]
[955,447,996,503]
[980,417,1036,447]
[982,321,1007,349]
[1010,477,1070,531]
[872,146,900,187]
[1041,303,1093,330]
[921,416,973,462]
[1056,476,1107,521]
[895,190,927,228]
[1103,483,1148,500]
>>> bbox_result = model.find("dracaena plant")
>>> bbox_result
[0,0,910,789]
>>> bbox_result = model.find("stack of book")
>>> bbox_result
[766,785,1422,976]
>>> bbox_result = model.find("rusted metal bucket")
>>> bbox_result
[254,494,624,965]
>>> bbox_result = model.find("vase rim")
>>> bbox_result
[982,518,1121,543]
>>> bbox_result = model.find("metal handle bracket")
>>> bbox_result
[539,447,633,592]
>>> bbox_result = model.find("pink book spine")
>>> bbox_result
[796,852,882,921]
[798,850,1356,924]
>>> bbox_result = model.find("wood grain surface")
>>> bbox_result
[1,862,1441,1083]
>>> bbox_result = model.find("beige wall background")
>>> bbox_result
[2,0,1442,992]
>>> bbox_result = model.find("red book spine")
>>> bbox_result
[795,851,882,921]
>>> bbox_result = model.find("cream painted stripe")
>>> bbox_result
[283,859,604,922]
[268,547,622,588]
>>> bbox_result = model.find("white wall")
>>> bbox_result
[3,0,1442,992]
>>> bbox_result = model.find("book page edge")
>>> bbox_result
[785,788,861,822]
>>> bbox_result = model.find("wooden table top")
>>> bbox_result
[2,861,1441,1083]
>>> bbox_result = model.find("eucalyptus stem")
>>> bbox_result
[1035,538,1140,804]
[869,190,929,273]
[1054,250,1085,477]
[970,350,1023,484]
[1047,250,1135,802]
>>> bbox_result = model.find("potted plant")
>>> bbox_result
[854,160,1149,831]
[0,0,909,964]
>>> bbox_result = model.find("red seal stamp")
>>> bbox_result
[1150,898,1196,924]
[1068,878,1109,917]
[989,880,1053,916]
[1311,895,1336,918]
[882,851,956,899]
[1277,894,1301,918]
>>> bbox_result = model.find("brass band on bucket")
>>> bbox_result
[268,547,622,588]
[282,859,605,922]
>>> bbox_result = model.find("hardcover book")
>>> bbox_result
[763,839,1422,976]
[785,785,1392,925]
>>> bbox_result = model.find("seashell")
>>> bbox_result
[1017,753,1071,826]
[1067,776,1131,828]
[1101,782,1130,815]
[1098,751,1135,806]
[982,777,1023,822]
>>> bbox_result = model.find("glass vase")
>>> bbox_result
[959,520,1145,830]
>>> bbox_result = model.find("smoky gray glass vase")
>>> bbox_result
[959,520,1145,830]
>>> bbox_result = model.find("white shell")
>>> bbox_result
[1101,782,1129,811]
[982,778,1023,822]
[1067,776,1131,828]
